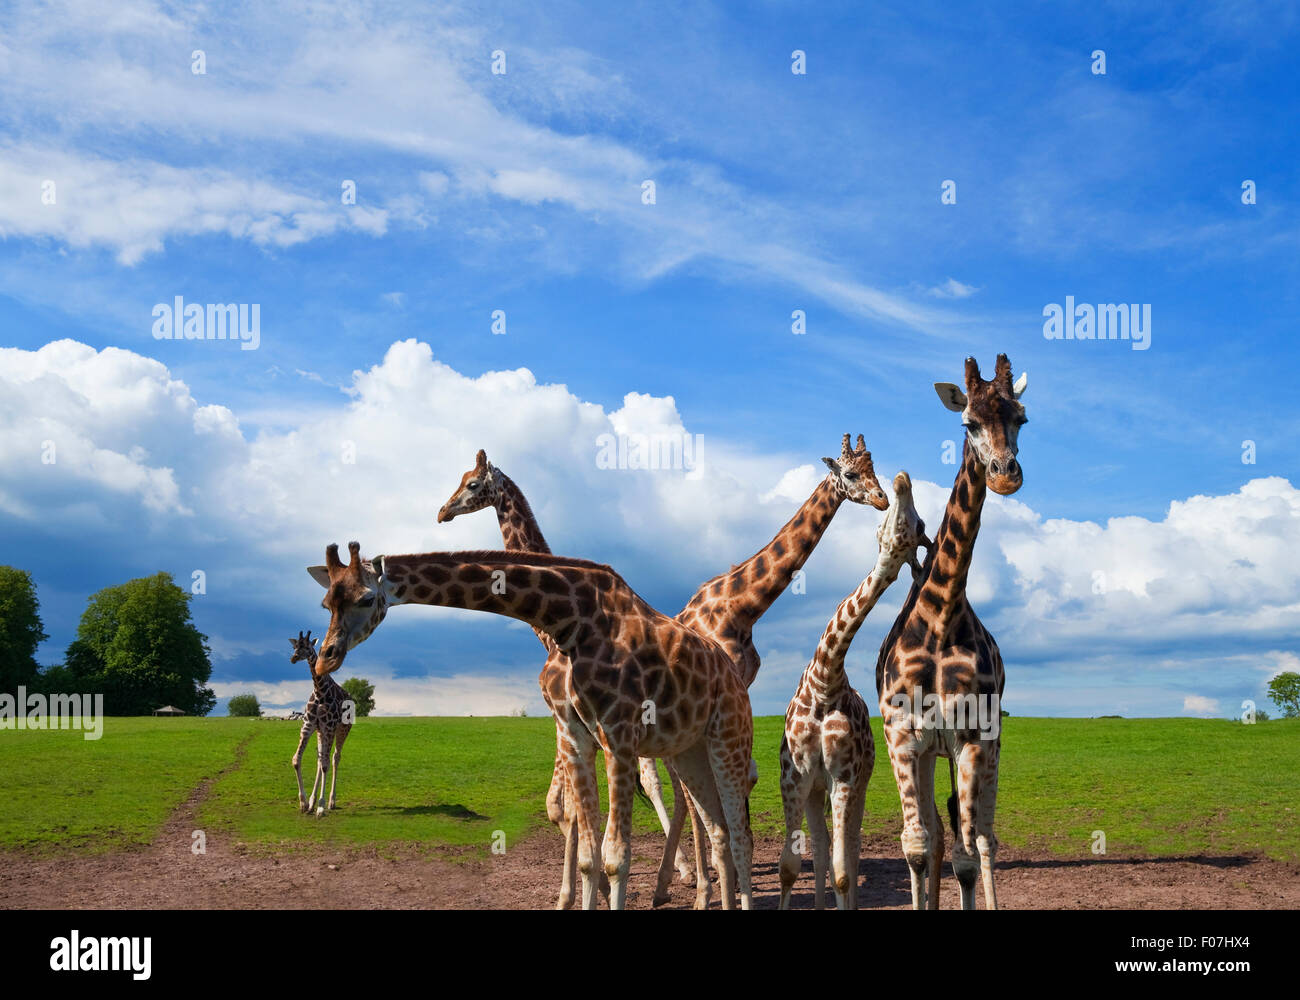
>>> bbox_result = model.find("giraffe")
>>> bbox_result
[778,471,930,909]
[436,449,692,906]
[288,630,353,815]
[875,354,1028,911]
[659,432,889,906]
[307,542,756,910]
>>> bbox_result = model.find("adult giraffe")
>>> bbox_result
[308,542,755,910]
[436,449,692,906]
[876,354,1027,911]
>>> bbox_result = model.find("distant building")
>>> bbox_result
[152,705,185,716]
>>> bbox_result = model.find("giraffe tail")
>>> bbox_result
[946,755,960,836]
[634,765,652,807]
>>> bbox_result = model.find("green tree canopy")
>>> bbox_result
[0,566,47,691]
[341,677,375,717]
[65,572,215,715]
[1267,671,1300,719]
[0,566,48,692]
[227,693,261,717]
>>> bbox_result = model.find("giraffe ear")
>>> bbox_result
[1013,372,1028,399]
[822,456,839,472]
[934,382,967,412]
[307,565,331,589]
[370,554,385,580]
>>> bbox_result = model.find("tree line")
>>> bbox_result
[1,565,214,715]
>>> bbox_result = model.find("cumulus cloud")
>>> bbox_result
[2,338,1296,717]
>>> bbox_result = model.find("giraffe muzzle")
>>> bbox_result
[987,456,1022,495]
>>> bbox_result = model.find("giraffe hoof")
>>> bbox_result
[315,806,325,818]
[652,891,672,908]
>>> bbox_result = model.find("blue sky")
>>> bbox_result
[1,0,1297,718]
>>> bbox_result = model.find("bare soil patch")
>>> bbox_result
[3,775,1296,911]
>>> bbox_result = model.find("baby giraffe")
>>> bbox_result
[779,471,930,909]
[289,630,353,816]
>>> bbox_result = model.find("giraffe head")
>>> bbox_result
[935,353,1028,496]
[821,433,889,510]
[306,541,387,677]
[437,449,499,524]
[288,630,317,664]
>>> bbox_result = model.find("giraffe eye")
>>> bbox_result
[843,471,859,481]
[357,593,376,608]
[467,480,480,490]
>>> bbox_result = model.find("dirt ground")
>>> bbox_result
[3,773,1298,909]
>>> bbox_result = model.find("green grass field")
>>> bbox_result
[1,716,1296,860]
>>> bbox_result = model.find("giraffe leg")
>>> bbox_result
[927,783,945,909]
[564,722,602,910]
[308,730,328,814]
[778,738,814,909]
[328,724,349,810]
[292,721,314,812]
[885,732,936,910]
[686,794,712,910]
[601,748,638,911]
[707,743,753,911]
[640,756,693,895]
[952,740,985,910]
[546,726,576,910]
[975,738,1001,910]
[669,743,735,909]
[805,783,830,910]
[829,776,855,910]
[845,774,867,911]
[652,762,690,906]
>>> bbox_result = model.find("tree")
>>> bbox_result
[227,693,261,717]
[64,572,215,715]
[1267,672,1300,719]
[0,566,48,692]
[341,677,375,717]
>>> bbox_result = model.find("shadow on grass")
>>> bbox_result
[371,803,490,821]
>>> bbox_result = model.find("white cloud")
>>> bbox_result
[928,277,979,299]
[3,337,1297,717]
[0,0,953,333]
[0,144,389,265]
[1183,694,1218,716]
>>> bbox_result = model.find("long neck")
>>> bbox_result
[494,473,551,553]
[489,473,556,653]
[913,439,986,635]
[805,551,903,697]
[379,552,622,656]
[711,476,845,624]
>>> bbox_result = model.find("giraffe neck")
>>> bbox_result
[805,545,906,698]
[914,439,986,636]
[494,472,551,553]
[378,551,627,656]
[715,476,844,624]
[488,472,557,654]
